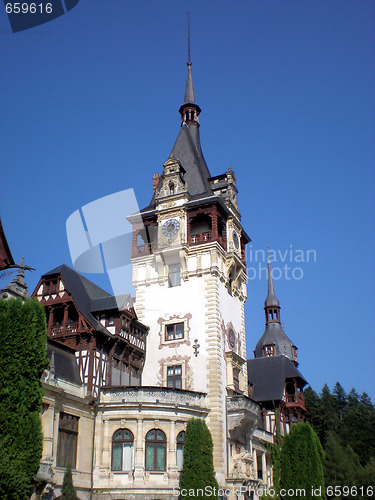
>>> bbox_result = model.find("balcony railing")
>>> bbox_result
[190,232,211,244]
[118,328,146,351]
[136,242,157,255]
[50,321,78,336]
[284,393,305,407]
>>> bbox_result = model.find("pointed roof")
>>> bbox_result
[253,254,298,364]
[1,257,29,299]
[182,62,197,105]
[41,264,117,336]
[170,123,211,196]
[254,322,297,361]
[265,255,280,308]
[0,217,15,270]
[142,60,212,212]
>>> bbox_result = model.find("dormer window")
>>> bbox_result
[264,345,274,357]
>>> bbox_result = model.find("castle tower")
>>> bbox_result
[248,255,307,435]
[129,58,251,483]
[254,256,298,364]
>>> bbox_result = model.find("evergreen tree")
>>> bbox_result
[324,432,362,498]
[0,299,47,499]
[358,457,375,492]
[332,382,347,423]
[304,386,324,441]
[61,463,78,500]
[304,382,375,491]
[280,422,325,500]
[320,385,340,444]
[180,418,219,499]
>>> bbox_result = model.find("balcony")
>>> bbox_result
[50,321,78,336]
[190,232,211,244]
[284,393,305,408]
[136,242,157,255]
[227,395,261,443]
[100,386,207,409]
[118,328,146,351]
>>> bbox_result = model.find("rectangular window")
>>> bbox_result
[166,322,184,341]
[168,264,181,287]
[57,412,79,468]
[167,365,182,389]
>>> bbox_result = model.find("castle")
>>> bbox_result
[0,54,307,500]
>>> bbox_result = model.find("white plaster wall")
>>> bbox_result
[137,274,208,393]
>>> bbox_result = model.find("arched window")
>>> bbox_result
[169,182,175,196]
[112,429,134,471]
[145,429,166,471]
[176,431,185,471]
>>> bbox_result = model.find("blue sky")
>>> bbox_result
[1,1,374,400]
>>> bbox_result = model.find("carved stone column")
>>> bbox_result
[168,420,178,480]
[134,417,144,481]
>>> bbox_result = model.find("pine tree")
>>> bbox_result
[332,382,347,422]
[0,298,47,499]
[61,463,78,500]
[304,386,324,442]
[280,422,326,500]
[302,382,375,495]
[180,418,219,499]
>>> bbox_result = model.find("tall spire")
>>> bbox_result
[179,12,201,125]
[265,252,280,309]
[264,251,280,323]
[253,247,298,365]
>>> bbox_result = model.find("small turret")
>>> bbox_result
[254,253,298,365]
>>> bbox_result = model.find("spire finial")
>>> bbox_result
[264,244,280,314]
[187,11,191,66]
[179,13,201,124]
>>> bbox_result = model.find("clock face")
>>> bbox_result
[232,230,239,249]
[228,329,236,348]
[162,219,180,238]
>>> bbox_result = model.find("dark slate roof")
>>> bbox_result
[265,260,280,308]
[183,63,196,105]
[171,123,212,196]
[42,264,114,336]
[47,339,82,385]
[0,217,15,270]
[142,121,213,212]
[247,355,307,402]
[90,293,132,313]
[254,322,297,362]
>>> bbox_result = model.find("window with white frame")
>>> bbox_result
[112,429,134,471]
[145,429,166,471]
[166,322,184,341]
[167,365,182,389]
